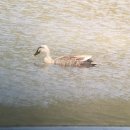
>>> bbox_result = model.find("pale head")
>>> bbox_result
[34,45,50,56]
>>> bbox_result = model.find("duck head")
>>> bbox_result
[34,45,50,56]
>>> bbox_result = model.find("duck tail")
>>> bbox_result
[91,63,97,67]
[87,59,93,63]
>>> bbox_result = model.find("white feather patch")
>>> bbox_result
[82,55,92,61]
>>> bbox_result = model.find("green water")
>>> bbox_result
[1,99,130,126]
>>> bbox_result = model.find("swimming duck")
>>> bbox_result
[34,45,96,67]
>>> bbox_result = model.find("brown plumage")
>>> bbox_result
[34,45,96,68]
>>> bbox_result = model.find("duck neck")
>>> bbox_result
[44,51,54,64]
[46,51,51,57]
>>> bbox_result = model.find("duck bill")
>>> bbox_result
[34,49,40,56]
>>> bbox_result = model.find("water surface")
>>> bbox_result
[0,0,130,126]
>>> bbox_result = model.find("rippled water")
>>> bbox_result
[0,0,130,126]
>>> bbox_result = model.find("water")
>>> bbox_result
[0,0,130,126]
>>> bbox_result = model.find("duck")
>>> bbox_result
[34,45,96,68]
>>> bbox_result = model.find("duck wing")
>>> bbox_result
[55,55,91,61]
[73,55,92,61]
[54,55,93,66]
